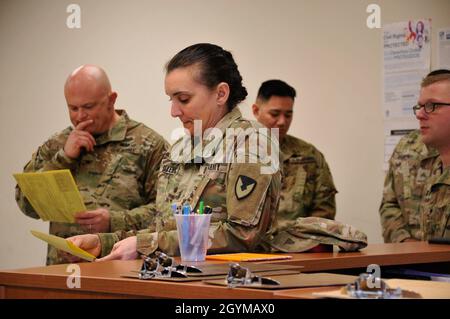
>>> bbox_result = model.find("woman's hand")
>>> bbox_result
[96,236,138,261]
[59,234,101,263]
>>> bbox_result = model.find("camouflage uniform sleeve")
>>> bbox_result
[109,203,159,232]
[109,138,169,232]
[208,163,280,253]
[379,147,411,243]
[91,138,169,258]
[97,232,121,257]
[310,152,337,219]
[15,134,76,219]
[98,228,157,257]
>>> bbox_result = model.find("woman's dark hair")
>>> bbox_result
[166,43,248,110]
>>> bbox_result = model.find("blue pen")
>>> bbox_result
[182,203,191,215]
[181,202,190,255]
[171,203,178,215]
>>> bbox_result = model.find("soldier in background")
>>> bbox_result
[380,69,450,242]
[15,65,169,264]
[252,79,337,228]
[379,130,439,242]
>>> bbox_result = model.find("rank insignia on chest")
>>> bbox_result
[162,164,179,175]
[235,175,257,200]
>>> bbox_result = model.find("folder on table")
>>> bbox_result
[206,253,292,262]
[204,273,357,290]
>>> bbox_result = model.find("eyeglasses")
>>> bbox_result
[413,102,450,115]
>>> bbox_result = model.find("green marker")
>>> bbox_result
[199,200,204,215]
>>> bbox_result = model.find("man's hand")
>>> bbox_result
[97,236,138,261]
[59,234,102,263]
[64,120,96,159]
[75,208,110,233]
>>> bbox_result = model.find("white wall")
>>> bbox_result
[1,0,449,269]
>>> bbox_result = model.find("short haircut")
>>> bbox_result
[421,69,450,87]
[256,79,296,102]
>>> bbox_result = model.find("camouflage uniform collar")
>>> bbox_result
[420,146,440,160]
[172,108,243,143]
[202,107,244,159]
[212,107,243,133]
[95,109,128,145]
[414,132,440,160]
[434,166,450,186]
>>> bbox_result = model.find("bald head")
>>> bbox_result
[64,65,112,98]
[64,65,119,135]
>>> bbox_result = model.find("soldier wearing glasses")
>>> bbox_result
[380,69,450,243]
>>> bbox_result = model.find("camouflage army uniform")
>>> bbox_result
[419,167,450,240]
[15,110,169,264]
[97,107,282,257]
[277,135,337,230]
[380,130,444,243]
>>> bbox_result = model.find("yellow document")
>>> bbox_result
[14,169,86,223]
[31,230,96,262]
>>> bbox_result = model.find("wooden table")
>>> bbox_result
[257,242,450,272]
[1,242,449,299]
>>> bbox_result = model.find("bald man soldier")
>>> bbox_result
[15,65,169,265]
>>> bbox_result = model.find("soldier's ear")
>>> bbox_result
[252,103,260,117]
[109,92,118,107]
[216,82,230,107]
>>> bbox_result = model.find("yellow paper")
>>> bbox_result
[206,253,293,262]
[14,169,86,223]
[31,230,96,262]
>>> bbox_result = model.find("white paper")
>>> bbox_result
[383,69,428,119]
[438,28,450,69]
[383,20,431,120]
[383,20,431,73]
[382,20,431,170]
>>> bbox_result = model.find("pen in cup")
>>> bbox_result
[171,203,178,215]
[204,205,212,215]
[181,202,191,253]
[182,202,191,215]
[199,200,204,215]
